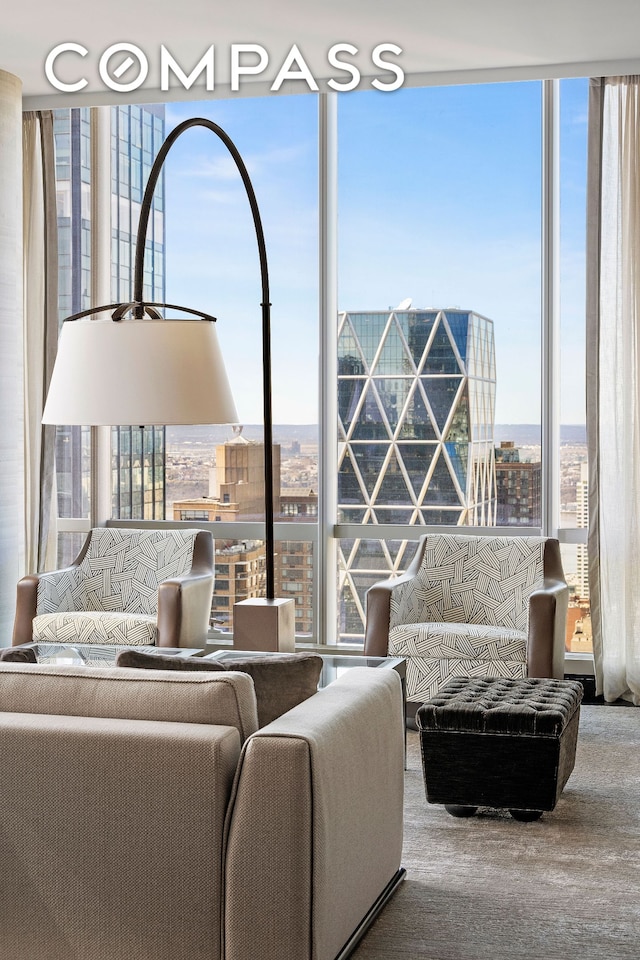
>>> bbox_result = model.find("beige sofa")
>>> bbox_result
[0,662,404,960]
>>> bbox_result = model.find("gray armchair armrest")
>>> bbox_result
[157,530,214,647]
[12,575,40,646]
[157,573,214,646]
[527,578,569,680]
[12,564,84,646]
[527,538,569,680]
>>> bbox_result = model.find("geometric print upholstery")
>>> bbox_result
[404,655,527,704]
[389,621,527,662]
[387,534,546,703]
[390,621,528,703]
[390,534,546,635]
[32,611,157,646]
[36,528,199,617]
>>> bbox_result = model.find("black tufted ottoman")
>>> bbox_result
[416,677,583,821]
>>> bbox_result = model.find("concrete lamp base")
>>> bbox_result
[232,598,296,652]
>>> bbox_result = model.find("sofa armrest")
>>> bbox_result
[224,668,404,960]
[527,578,569,680]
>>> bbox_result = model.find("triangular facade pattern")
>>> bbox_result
[337,308,497,640]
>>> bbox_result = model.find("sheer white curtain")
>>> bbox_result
[587,77,640,704]
[23,111,58,574]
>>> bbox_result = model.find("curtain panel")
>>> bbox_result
[587,77,640,705]
[23,110,58,574]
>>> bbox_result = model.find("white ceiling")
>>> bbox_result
[6,0,640,108]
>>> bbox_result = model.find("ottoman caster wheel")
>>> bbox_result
[509,809,543,822]
[445,804,478,818]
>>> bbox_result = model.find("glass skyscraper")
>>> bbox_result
[109,104,165,521]
[338,307,496,524]
[53,105,166,542]
[337,306,497,639]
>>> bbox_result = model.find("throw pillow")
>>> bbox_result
[0,646,37,663]
[221,654,323,727]
[116,649,226,672]
[116,649,323,727]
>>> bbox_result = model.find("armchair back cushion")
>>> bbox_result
[390,534,546,634]
[36,527,200,616]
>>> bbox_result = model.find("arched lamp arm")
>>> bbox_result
[133,117,275,601]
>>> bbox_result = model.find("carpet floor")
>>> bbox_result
[352,705,640,960]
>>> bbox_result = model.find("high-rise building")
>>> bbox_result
[173,433,281,521]
[338,307,496,525]
[495,441,542,526]
[172,434,317,635]
[211,540,267,633]
[278,491,318,635]
[337,306,497,639]
[110,105,166,521]
[53,105,166,547]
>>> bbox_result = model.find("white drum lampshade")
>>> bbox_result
[42,317,239,426]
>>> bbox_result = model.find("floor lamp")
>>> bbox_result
[42,117,295,652]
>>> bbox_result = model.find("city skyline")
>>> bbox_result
[159,78,588,426]
[51,90,591,647]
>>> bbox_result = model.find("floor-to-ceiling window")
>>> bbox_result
[53,108,92,565]
[559,77,591,659]
[53,104,167,565]
[51,79,591,669]
[123,96,319,636]
[110,104,167,522]
[336,82,543,640]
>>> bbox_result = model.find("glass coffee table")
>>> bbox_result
[206,649,405,690]
[12,643,403,703]
[12,642,203,667]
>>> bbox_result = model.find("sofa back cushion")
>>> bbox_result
[0,662,259,741]
[116,649,323,727]
[394,534,546,632]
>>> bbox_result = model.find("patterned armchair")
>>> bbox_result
[365,534,568,706]
[12,527,214,648]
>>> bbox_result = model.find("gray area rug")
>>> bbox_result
[353,705,640,960]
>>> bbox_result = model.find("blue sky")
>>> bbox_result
[161,78,588,425]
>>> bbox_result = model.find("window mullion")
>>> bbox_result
[90,105,113,528]
[318,92,338,645]
[541,78,561,537]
